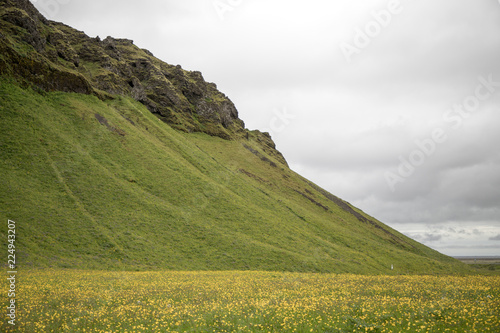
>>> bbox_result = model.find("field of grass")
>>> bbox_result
[1,270,499,332]
[0,79,470,274]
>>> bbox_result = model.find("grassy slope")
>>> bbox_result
[0,78,469,274]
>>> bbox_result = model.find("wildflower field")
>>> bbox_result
[2,270,499,332]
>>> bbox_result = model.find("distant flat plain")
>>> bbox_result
[454,256,500,264]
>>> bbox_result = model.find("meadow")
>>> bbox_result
[1,270,499,332]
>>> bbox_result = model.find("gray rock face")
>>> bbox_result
[0,0,261,142]
[1,2,46,52]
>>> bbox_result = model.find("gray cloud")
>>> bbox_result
[490,234,500,241]
[421,233,442,242]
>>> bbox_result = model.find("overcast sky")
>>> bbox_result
[31,0,500,256]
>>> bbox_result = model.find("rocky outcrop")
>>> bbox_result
[0,0,46,52]
[0,0,287,165]
[0,0,246,140]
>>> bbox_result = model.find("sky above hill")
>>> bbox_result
[30,0,500,256]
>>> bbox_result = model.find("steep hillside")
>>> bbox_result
[0,0,469,273]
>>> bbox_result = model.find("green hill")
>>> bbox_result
[0,0,469,274]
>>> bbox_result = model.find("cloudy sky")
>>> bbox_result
[31,0,500,256]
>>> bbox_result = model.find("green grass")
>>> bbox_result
[0,78,471,274]
[1,270,499,332]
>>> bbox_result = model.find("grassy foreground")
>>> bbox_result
[2,270,499,332]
